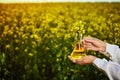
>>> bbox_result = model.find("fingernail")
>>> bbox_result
[68,55,70,58]
[81,39,84,42]
[73,60,76,63]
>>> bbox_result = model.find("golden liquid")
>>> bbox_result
[71,43,86,60]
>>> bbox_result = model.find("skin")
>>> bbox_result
[83,37,106,53]
[68,55,96,65]
[68,37,107,65]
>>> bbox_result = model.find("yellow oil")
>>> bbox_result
[70,43,86,60]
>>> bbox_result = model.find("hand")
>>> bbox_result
[83,37,106,53]
[68,55,96,65]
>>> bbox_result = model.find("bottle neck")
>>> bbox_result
[75,32,83,51]
[76,32,83,43]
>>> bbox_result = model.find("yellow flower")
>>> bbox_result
[4,25,9,31]
[24,49,28,52]
[5,44,10,49]
[22,41,24,44]
[22,34,28,39]
[6,17,11,22]
[8,30,13,35]
[33,34,39,40]
[45,47,50,51]
[29,53,33,57]
[15,47,19,51]
[3,31,8,36]
[14,34,17,38]
[32,41,36,45]
[15,39,20,43]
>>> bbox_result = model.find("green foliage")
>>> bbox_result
[0,2,120,80]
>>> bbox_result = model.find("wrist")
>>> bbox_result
[99,43,111,58]
[99,42,106,53]
[92,56,97,63]
[88,55,97,63]
[102,42,106,52]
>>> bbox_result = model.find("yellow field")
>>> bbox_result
[0,3,120,80]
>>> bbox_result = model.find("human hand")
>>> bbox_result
[83,37,106,53]
[68,55,96,65]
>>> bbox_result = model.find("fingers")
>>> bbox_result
[83,37,95,43]
[83,37,99,47]
[68,55,76,63]
[83,42,99,51]
[68,55,87,65]
[68,55,83,64]
[83,37,101,51]
[83,42,92,47]
[83,43,93,50]
[75,59,86,65]
[85,46,99,51]
[75,56,96,65]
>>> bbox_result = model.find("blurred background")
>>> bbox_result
[0,0,120,3]
[0,0,120,80]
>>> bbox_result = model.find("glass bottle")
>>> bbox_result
[70,32,86,60]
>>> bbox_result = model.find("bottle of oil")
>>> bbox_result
[70,32,86,60]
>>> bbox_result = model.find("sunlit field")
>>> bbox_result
[0,2,120,80]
